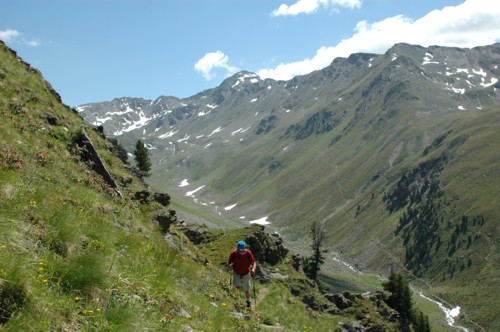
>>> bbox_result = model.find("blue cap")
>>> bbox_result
[237,241,246,251]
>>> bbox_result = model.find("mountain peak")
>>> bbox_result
[221,71,262,89]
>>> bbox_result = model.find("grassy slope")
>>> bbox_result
[0,42,396,331]
[424,107,500,331]
[150,59,500,329]
[147,52,500,329]
[341,106,500,330]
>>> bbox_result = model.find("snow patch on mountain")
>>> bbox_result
[481,77,498,87]
[158,130,178,139]
[224,204,237,211]
[249,216,270,225]
[113,109,152,135]
[232,127,251,135]
[75,105,90,113]
[208,127,223,137]
[422,53,439,65]
[232,72,261,89]
[186,185,205,197]
[178,179,189,187]
[472,68,487,77]
[93,116,113,125]
[178,134,190,142]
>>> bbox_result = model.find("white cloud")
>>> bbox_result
[23,39,40,47]
[0,28,40,47]
[0,29,21,41]
[260,0,500,80]
[194,51,239,80]
[272,0,362,17]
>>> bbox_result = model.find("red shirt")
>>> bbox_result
[228,249,255,276]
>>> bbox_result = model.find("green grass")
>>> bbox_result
[3,40,499,330]
[2,41,383,329]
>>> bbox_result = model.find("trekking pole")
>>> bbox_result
[252,274,257,310]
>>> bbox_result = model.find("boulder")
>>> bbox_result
[133,190,171,206]
[290,253,302,271]
[154,192,171,206]
[154,209,177,233]
[183,225,209,245]
[325,293,354,309]
[244,228,289,265]
[134,190,152,204]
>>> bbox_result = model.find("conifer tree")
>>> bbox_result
[383,272,413,330]
[303,221,327,281]
[134,139,151,175]
[383,272,431,331]
[412,309,431,332]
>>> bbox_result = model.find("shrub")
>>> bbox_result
[0,280,27,324]
[0,145,25,169]
[57,254,106,293]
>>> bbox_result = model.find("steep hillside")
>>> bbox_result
[0,41,415,331]
[78,42,500,330]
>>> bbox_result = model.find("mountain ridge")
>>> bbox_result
[78,42,500,330]
[2,40,417,331]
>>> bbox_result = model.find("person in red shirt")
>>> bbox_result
[228,240,257,308]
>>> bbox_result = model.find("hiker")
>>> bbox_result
[228,240,256,308]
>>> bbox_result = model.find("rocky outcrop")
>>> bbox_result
[73,127,123,198]
[331,292,400,331]
[244,227,289,265]
[180,224,210,245]
[287,285,400,331]
[154,209,177,233]
[289,278,340,315]
[133,189,171,206]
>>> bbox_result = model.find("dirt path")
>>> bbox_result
[255,285,269,305]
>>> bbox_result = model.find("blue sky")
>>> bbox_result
[1,0,499,107]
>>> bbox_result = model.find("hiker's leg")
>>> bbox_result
[241,273,252,307]
[232,272,242,290]
[241,273,251,293]
[245,290,251,308]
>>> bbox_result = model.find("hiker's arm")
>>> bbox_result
[251,261,256,274]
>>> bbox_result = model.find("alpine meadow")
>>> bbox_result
[2,37,500,331]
